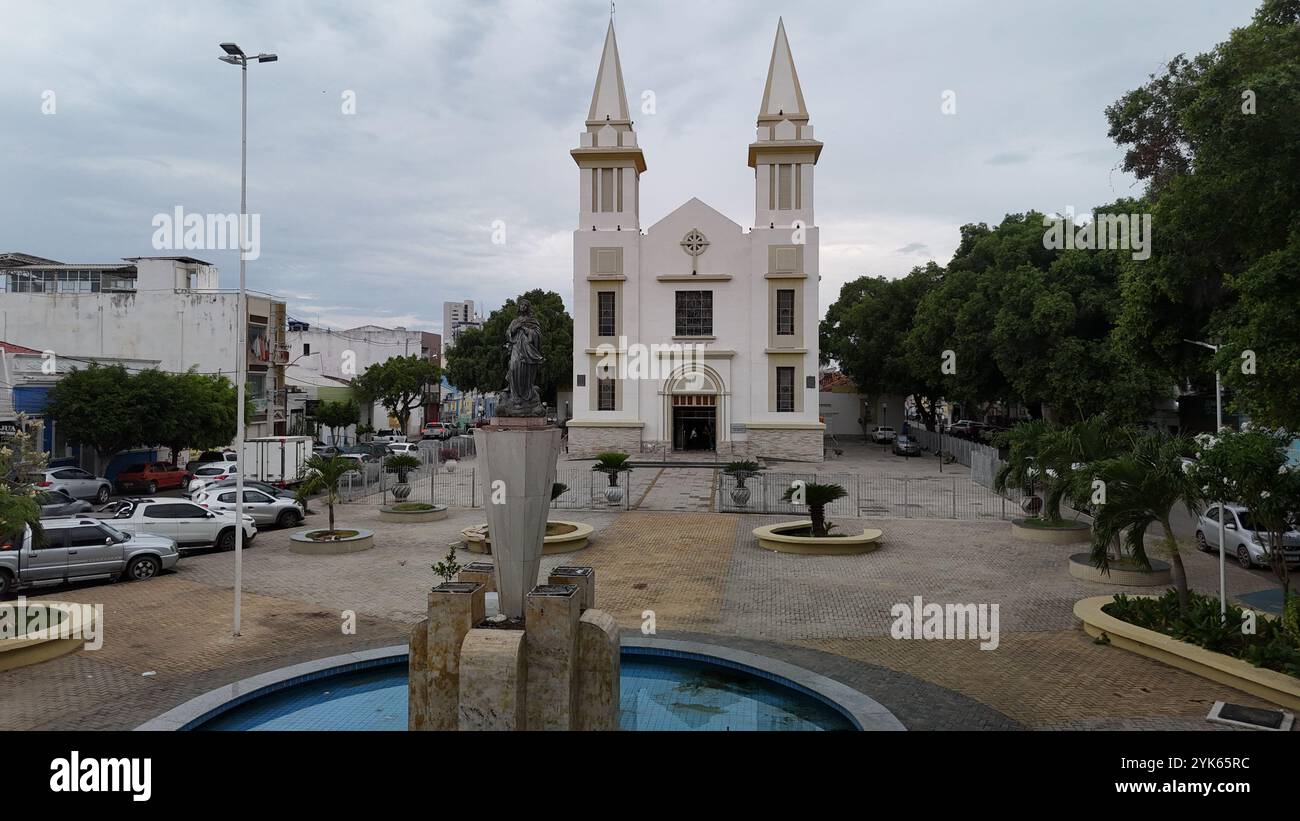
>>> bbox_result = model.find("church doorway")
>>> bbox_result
[672,396,716,451]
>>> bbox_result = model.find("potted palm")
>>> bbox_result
[752,480,881,555]
[592,452,630,504]
[781,481,847,538]
[384,453,421,501]
[291,454,374,553]
[723,459,762,506]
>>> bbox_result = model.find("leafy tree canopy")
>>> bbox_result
[443,289,572,406]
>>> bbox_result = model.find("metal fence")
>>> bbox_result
[716,471,1018,520]
[340,461,633,511]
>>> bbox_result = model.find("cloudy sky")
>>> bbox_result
[0,0,1259,333]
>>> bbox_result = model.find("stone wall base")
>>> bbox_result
[735,427,824,462]
[566,424,643,458]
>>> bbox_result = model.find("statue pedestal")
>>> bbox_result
[473,423,562,619]
[411,575,620,732]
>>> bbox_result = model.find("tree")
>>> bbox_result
[443,289,572,405]
[1109,1,1300,401]
[1192,429,1300,604]
[1086,432,1204,612]
[0,414,49,552]
[47,366,242,467]
[138,370,241,460]
[781,481,848,538]
[294,455,354,536]
[45,365,141,466]
[821,263,946,430]
[313,400,359,444]
[352,355,440,435]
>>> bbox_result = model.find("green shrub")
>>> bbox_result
[1104,591,1300,679]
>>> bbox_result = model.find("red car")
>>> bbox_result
[114,462,192,494]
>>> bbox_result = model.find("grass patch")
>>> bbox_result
[392,502,435,512]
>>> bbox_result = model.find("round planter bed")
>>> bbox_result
[0,601,97,672]
[753,521,883,555]
[461,520,594,555]
[1011,518,1091,544]
[290,528,375,555]
[379,504,448,524]
[1075,595,1300,711]
[1067,553,1172,586]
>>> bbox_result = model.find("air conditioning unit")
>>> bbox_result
[273,345,291,365]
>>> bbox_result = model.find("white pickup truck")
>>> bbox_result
[97,498,256,551]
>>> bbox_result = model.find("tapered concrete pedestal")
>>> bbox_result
[473,423,563,619]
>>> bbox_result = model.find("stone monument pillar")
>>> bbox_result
[473,421,562,618]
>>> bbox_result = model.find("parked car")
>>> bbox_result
[313,445,343,459]
[195,487,305,528]
[0,519,179,594]
[1196,503,1300,569]
[32,467,113,504]
[421,422,454,440]
[893,435,920,456]
[345,443,390,459]
[188,450,238,470]
[186,463,239,497]
[336,453,382,482]
[386,442,419,455]
[189,477,296,500]
[114,462,192,494]
[97,498,256,551]
[371,430,406,445]
[35,489,94,518]
[871,426,897,443]
[948,420,991,440]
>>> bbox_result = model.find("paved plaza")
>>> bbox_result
[3,457,1289,731]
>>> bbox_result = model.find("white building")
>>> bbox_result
[0,252,288,438]
[442,299,484,353]
[284,321,440,437]
[567,20,824,461]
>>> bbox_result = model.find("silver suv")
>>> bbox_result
[33,467,113,504]
[0,519,179,594]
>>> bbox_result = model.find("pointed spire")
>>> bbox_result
[757,18,809,124]
[587,20,631,125]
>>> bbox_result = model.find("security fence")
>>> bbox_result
[340,462,633,511]
[716,471,1020,520]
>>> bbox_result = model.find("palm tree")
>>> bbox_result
[592,452,631,488]
[997,416,1130,524]
[781,481,848,538]
[1085,432,1203,611]
[295,454,354,536]
[723,459,762,488]
[384,453,422,483]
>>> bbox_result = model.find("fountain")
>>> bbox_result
[407,299,620,730]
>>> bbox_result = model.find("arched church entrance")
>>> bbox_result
[663,367,724,453]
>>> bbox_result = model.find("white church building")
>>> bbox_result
[567,19,825,462]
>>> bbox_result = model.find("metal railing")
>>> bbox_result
[717,471,1019,520]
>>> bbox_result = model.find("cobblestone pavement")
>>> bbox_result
[2,503,1292,731]
[631,467,718,511]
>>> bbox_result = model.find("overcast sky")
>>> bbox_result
[0,0,1259,334]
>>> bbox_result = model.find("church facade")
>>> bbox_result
[567,19,824,462]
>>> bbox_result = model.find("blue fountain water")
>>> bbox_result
[197,653,853,731]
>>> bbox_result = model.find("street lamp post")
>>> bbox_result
[1185,338,1226,620]
[220,42,277,637]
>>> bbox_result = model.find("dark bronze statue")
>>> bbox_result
[497,298,546,417]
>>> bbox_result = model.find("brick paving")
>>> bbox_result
[1,498,1293,731]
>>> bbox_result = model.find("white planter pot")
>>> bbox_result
[392,482,412,501]
[604,485,624,504]
[445,460,458,473]
[731,485,751,506]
